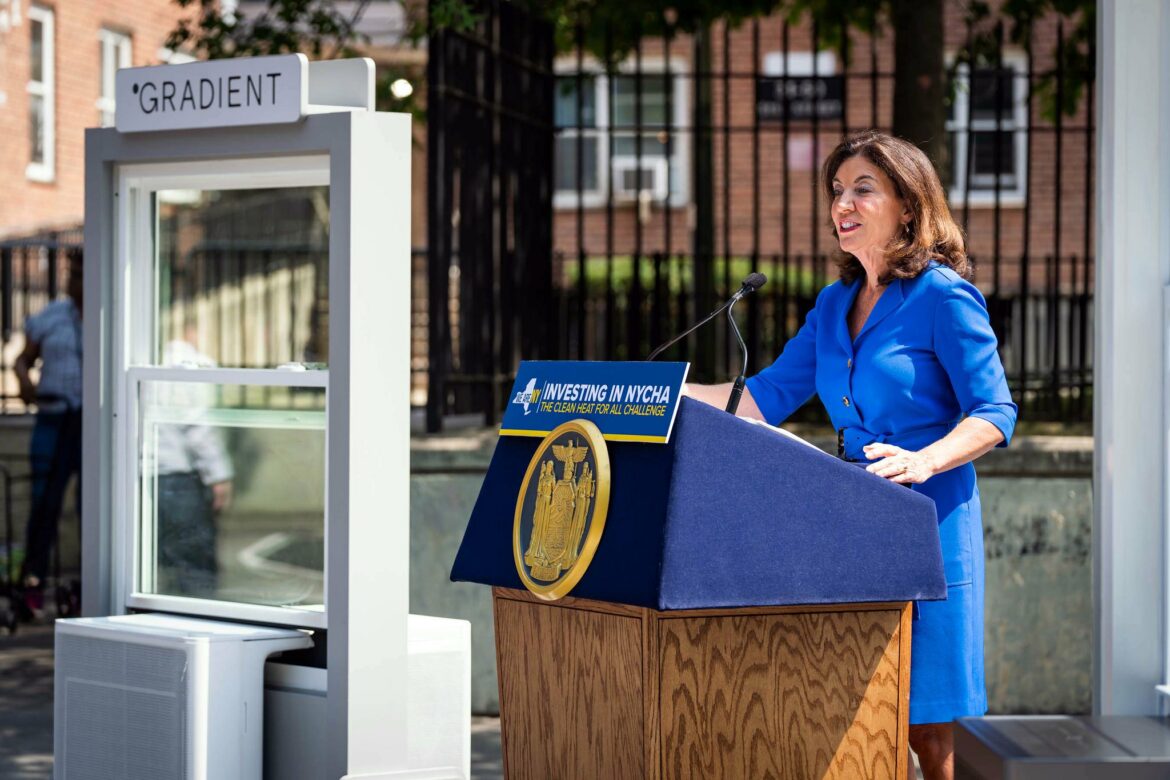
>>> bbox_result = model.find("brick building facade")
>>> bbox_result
[548,6,1093,295]
[0,0,186,238]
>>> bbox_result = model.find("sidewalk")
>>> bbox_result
[0,627,54,780]
[0,624,503,780]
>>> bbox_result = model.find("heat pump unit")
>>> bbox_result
[54,613,312,780]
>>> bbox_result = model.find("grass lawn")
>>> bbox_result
[558,255,831,295]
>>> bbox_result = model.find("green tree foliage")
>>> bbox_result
[966,0,1096,120]
[522,0,1092,121]
[167,0,370,59]
[165,0,420,115]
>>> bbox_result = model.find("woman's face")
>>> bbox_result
[830,155,910,266]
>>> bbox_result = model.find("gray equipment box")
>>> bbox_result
[955,716,1170,779]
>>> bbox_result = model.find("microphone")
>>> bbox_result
[646,273,768,386]
[737,272,767,298]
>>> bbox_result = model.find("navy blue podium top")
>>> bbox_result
[451,397,947,610]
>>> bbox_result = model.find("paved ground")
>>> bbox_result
[0,627,54,780]
[0,624,503,780]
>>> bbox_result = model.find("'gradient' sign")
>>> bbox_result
[116,54,307,133]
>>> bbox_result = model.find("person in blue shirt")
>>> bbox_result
[687,130,1016,780]
[15,249,84,619]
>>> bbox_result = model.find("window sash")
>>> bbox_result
[554,76,598,129]
[127,367,329,615]
[98,30,132,127]
[949,126,1024,196]
[114,158,333,627]
[554,132,601,192]
[28,94,46,165]
[553,67,688,205]
[29,18,44,83]
[26,5,54,181]
[611,75,671,127]
[946,56,1027,204]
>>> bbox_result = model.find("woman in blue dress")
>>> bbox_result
[687,130,1016,780]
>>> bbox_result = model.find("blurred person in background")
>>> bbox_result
[151,322,233,599]
[15,248,83,618]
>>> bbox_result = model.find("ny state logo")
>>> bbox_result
[511,378,542,415]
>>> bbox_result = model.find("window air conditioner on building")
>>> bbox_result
[612,157,668,203]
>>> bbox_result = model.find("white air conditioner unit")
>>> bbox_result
[54,613,311,780]
[612,157,669,203]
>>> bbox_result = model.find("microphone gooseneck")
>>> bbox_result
[724,293,750,415]
[646,272,768,361]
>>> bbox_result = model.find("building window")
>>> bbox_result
[27,4,54,182]
[98,29,132,128]
[946,54,1028,206]
[554,66,689,209]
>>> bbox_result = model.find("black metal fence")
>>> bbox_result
[425,3,1094,430]
[426,0,556,431]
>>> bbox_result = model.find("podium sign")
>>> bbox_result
[500,360,689,443]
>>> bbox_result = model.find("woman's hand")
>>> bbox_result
[863,443,937,484]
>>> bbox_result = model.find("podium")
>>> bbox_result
[453,398,947,779]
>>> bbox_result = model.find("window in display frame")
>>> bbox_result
[114,156,332,629]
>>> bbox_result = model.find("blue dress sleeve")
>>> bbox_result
[932,280,1018,446]
[744,292,820,426]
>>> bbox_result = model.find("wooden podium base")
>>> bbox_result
[493,587,912,780]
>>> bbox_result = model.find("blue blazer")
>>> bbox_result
[745,261,1017,456]
[744,260,1018,724]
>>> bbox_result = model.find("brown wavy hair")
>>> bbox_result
[821,130,970,284]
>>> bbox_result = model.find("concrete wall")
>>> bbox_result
[410,429,1094,716]
[0,416,1091,716]
[978,437,1092,715]
[409,430,501,714]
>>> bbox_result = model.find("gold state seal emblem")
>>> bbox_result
[513,419,610,600]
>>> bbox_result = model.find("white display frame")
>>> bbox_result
[85,107,419,777]
[113,156,332,629]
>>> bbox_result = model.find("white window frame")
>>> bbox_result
[114,155,331,629]
[761,50,838,79]
[97,28,132,128]
[553,57,691,210]
[947,51,1029,207]
[26,4,54,182]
